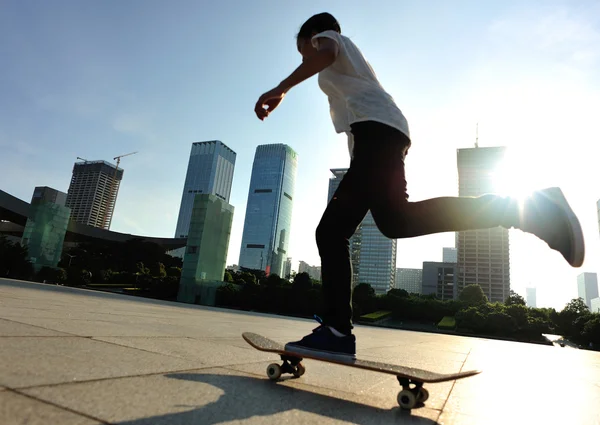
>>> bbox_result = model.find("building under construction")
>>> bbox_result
[65,160,124,230]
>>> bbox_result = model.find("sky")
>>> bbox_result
[1,0,599,310]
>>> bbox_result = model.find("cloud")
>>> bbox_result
[112,110,157,142]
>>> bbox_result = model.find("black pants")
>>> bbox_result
[316,121,518,334]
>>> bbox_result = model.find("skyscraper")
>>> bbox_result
[66,160,123,229]
[456,146,510,303]
[358,214,397,295]
[395,268,423,294]
[577,272,599,310]
[526,287,537,308]
[284,257,293,279]
[175,140,236,238]
[239,144,297,277]
[443,247,457,263]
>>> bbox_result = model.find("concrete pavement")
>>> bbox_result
[1,278,599,424]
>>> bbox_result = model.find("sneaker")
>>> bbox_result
[285,317,356,361]
[519,187,585,268]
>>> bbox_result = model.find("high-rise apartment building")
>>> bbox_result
[65,160,123,229]
[175,140,236,238]
[239,144,297,277]
[456,146,510,303]
[298,260,321,281]
[395,268,423,294]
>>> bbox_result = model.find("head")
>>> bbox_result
[296,12,341,59]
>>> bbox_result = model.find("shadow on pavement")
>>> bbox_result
[118,372,440,425]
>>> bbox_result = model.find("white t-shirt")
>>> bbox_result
[311,30,410,157]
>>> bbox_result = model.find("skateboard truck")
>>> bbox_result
[396,376,429,409]
[266,354,306,380]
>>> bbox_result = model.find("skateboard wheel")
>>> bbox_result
[266,363,282,380]
[397,389,417,409]
[293,363,306,378]
[417,388,429,403]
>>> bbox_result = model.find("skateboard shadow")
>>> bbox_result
[117,372,440,425]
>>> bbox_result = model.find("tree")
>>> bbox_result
[292,272,312,292]
[167,267,181,278]
[136,262,150,275]
[459,284,488,305]
[265,273,282,287]
[505,290,526,306]
[455,307,487,332]
[388,288,410,298]
[563,298,590,316]
[505,304,529,328]
[582,316,600,346]
[150,262,167,278]
[0,236,33,279]
[241,272,257,286]
[352,283,377,316]
[224,271,233,283]
[37,267,67,284]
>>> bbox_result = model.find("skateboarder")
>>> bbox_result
[254,12,585,359]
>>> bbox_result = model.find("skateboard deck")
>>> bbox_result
[242,332,481,409]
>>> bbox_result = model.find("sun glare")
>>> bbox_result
[491,151,543,201]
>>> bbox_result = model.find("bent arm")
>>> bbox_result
[278,38,339,93]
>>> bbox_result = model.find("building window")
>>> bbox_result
[247,244,265,249]
[188,246,198,254]
[254,189,272,193]
[284,192,292,201]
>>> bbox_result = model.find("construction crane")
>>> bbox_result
[76,156,89,163]
[102,151,138,229]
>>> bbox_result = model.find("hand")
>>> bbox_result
[254,86,286,121]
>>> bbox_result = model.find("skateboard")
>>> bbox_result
[242,332,481,410]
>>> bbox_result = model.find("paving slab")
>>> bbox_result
[24,367,440,424]
[0,336,197,388]
[0,318,73,336]
[92,336,273,366]
[0,390,102,424]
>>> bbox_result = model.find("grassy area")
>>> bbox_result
[359,310,392,323]
[437,316,456,330]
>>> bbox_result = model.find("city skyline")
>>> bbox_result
[2,1,600,309]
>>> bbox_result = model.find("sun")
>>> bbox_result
[490,150,542,201]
